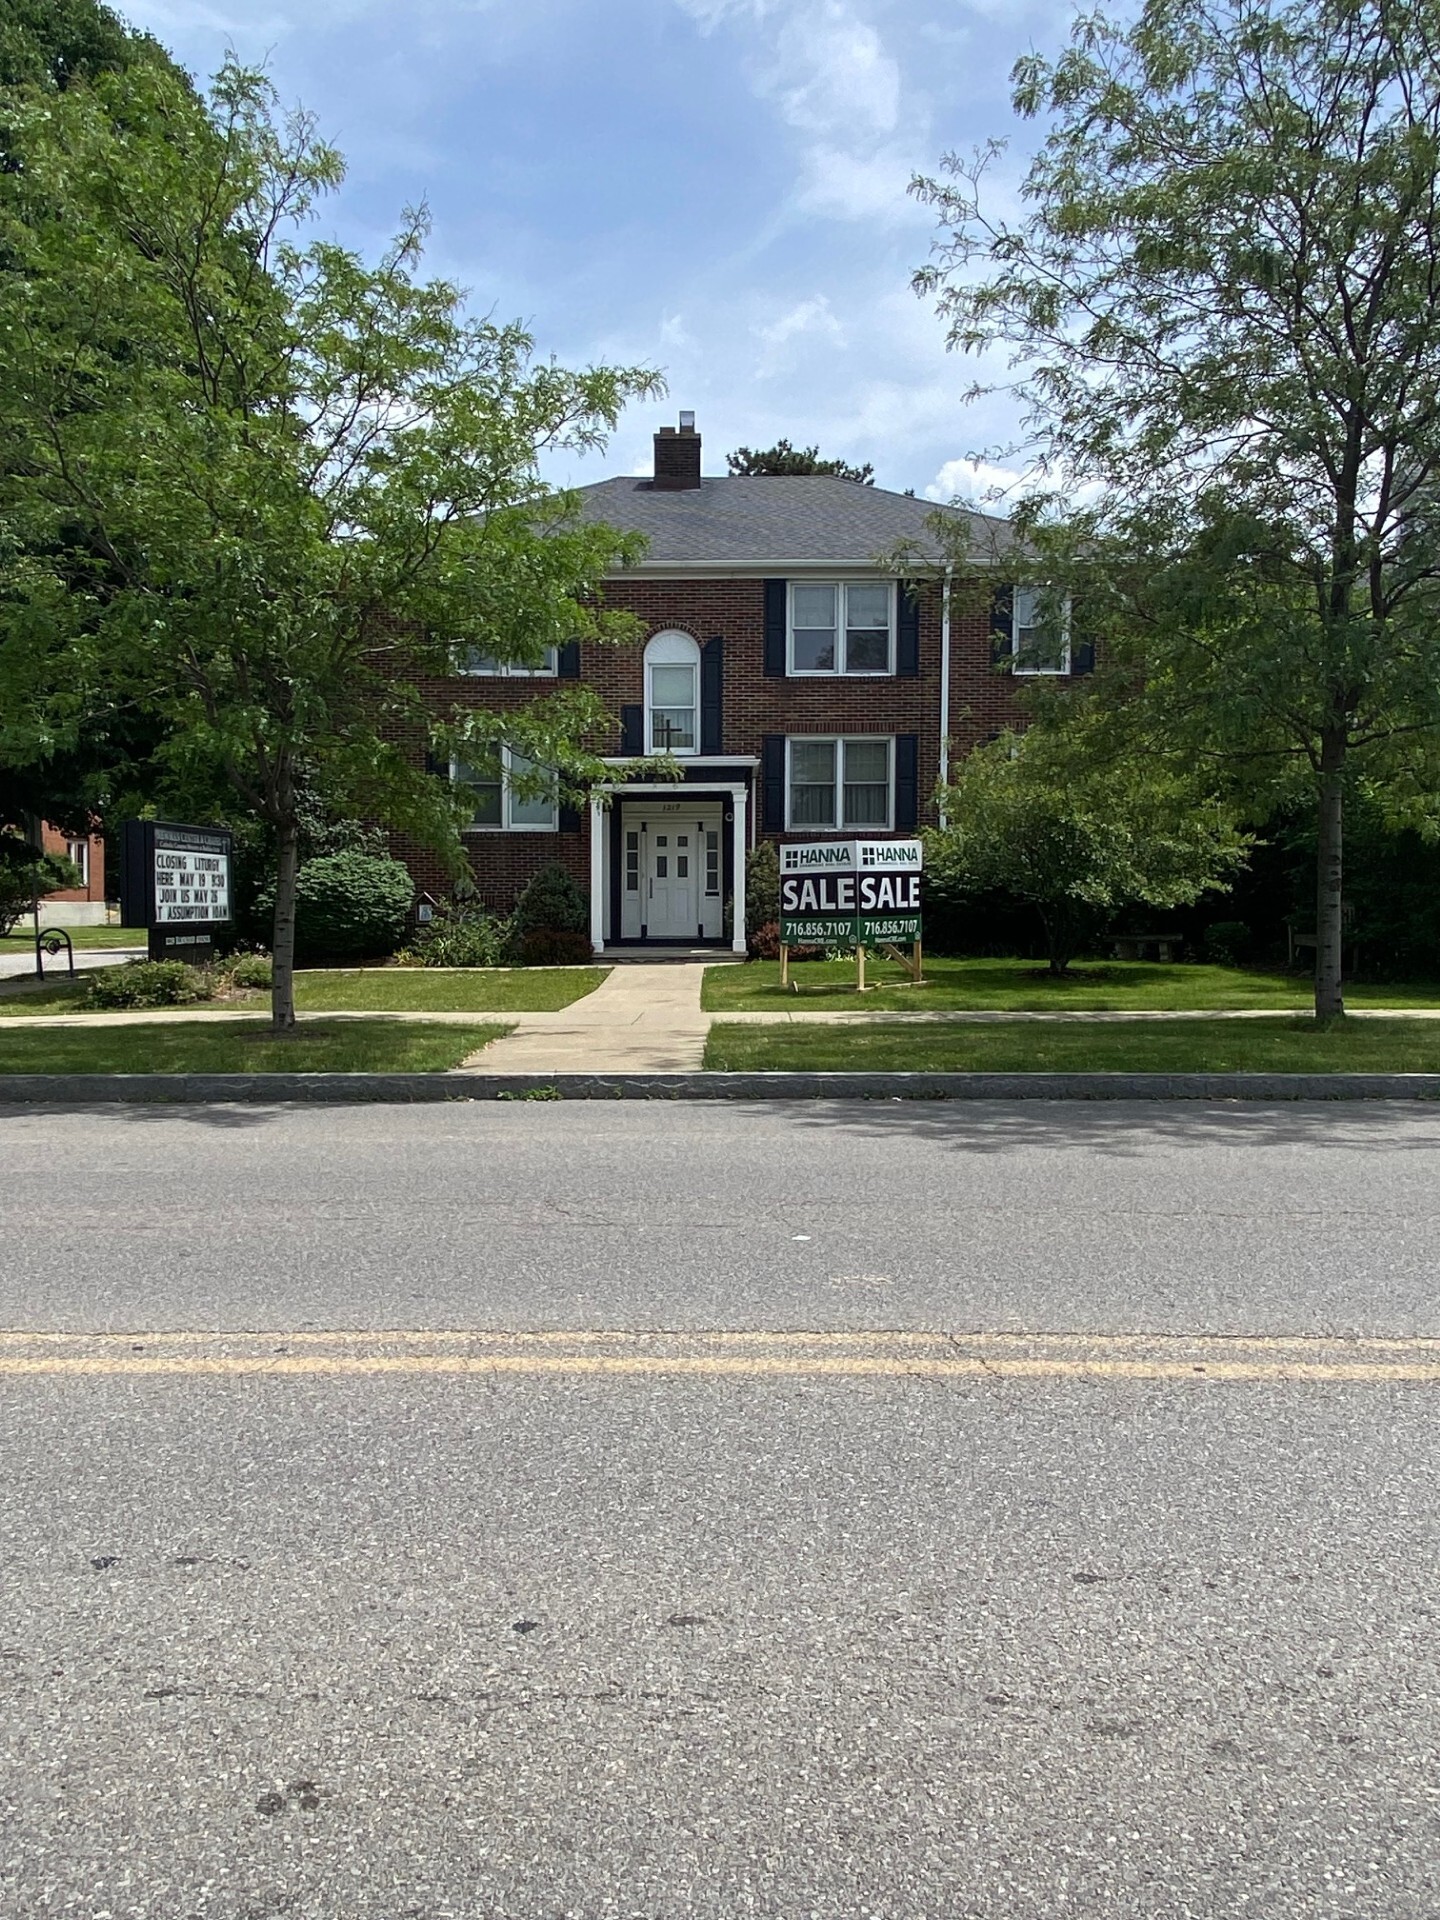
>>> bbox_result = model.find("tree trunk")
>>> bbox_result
[1039,906,1072,976]
[271,816,300,1033]
[1314,732,1346,1020]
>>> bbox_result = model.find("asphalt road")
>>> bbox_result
[2,1100,1439,1918]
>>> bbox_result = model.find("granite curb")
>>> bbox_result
[5,1070,1440,1104]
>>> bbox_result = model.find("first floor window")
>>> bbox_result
[455,645,558,677]
[455,748,557,831]
[1011,586,1070,675]
[64,837,89,886]
[787,737,892,831]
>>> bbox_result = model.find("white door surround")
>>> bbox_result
[620,801,723,943]
[589,781,749,954]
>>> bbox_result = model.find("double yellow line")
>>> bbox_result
[1,1327,1437,1384]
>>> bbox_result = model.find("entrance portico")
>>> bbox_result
[588,767,753,954]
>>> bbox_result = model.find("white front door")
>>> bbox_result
[645,824,698,937]
[619,804,725,942]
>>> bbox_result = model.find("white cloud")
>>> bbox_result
[795,142,924,223]
[924,456,1026,506]
[754,294,844,350]
[762,2,899,138]
[658,311,697,351]
[673,0,915,228]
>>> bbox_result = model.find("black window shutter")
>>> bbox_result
[1071,638,1095,676]
[894,735,919,830]
[558,800,581,833]
[620,704,643,756]
[557,639,581,678]
[896,583,920,677]
[762,735,786,832]
[763,580,787,677]
[701,636,724,754]
[990,584,1014,667]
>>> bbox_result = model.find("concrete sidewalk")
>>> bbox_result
[465,962,713,1072]
[0,946,145,984]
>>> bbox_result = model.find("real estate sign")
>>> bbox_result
[779,839,922,947]
[120,820,233,964]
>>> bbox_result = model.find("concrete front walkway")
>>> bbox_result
[465,962,713,1072]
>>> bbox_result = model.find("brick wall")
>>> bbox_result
[39,822,105,903]
[393,572,1057,914]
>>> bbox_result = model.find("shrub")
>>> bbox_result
[1204,920,1252,967]
[749,919,782,961]
[745,841,780,948]
[397,908,509,969]
[515,926,593,967]
[257,852,413,961]
[505,862,590,965]
[86,960,212,1009]
[226,952,274,990]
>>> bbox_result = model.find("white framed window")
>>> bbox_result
[64,837,89,886]
[454,748,558,832]
[1010,586,1070,675]
[788,580,893,676]
[786,736,893,832]
[644,630,700,755]
[455,645,558,677]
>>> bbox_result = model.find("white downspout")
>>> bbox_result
[937,565,953,829]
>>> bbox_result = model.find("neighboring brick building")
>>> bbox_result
[403,415,1089,953]
[37,820,108,926]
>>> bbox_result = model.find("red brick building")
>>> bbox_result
[36,820,107,925]
[404,416,1088,953]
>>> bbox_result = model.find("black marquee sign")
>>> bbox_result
[120,820,234,965]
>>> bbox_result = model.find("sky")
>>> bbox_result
[119,0,1080,503]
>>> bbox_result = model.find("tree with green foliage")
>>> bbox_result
[0,0,187,850]
[914,0,1440,1017]
[0,53,661,1030]
[726,440,874,484]
[0,837,80,935]
[0,0,142,93]
[931,729,1249,975]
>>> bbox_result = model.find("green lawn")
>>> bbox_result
[0,925,145,952]
[0,965,607,1017]
[292,966,607,1012]
[0,1018,509,1075]
[0,980,92,1015]
[704,1015,1440,1075]
[703,955,1440,1014]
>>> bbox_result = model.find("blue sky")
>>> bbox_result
[121,0,1078,501]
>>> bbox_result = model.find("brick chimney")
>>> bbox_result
[652,411,702,490]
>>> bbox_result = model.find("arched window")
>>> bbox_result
[644,630,700,755]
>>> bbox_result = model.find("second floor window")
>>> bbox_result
[1010,587,1070,675]
[645,630,700,755]
[456,645,558,677]
[789,581,893,675]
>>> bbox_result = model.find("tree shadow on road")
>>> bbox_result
[0,1101,291,1129]
[739,1097,1440,1158]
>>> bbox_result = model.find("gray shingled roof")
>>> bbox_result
[573,474,1014,569]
